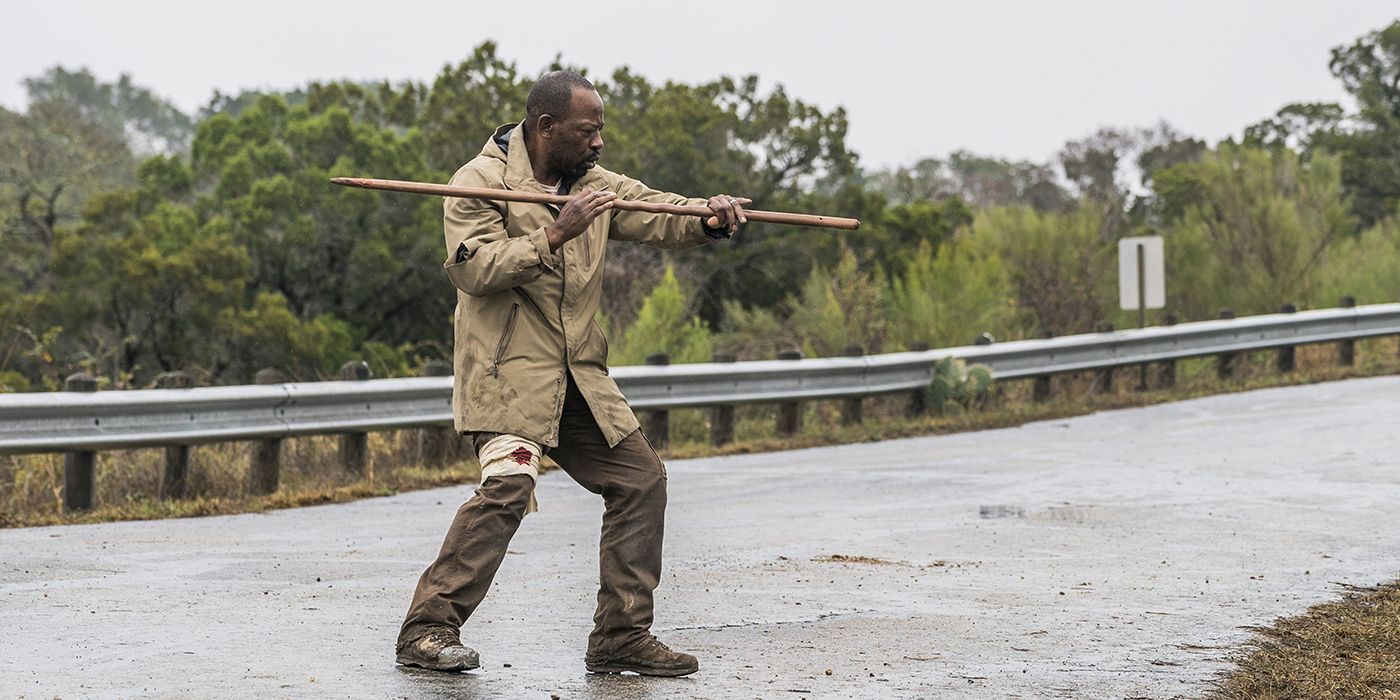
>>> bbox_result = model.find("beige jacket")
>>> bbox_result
[443,122,719,448]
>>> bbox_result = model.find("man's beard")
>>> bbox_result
[561,151,600,180]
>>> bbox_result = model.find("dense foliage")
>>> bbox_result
[3,24,1399,392]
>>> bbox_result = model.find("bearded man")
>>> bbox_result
[394,70,746,677]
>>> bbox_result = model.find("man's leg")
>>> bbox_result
[549,376,695,675]
[396,463,534,664]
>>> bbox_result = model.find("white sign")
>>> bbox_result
[1118,236,1165,310]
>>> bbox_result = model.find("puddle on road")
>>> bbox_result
[979,505,1025,519]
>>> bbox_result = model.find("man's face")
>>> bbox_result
[545,88,605,179]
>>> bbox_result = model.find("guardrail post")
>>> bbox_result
[906,342,929,415]
[644,353,671,448]
[62,373,99,512]
[1157,313,1178,388]
[1032,331,1053,401]
[973,333,1000,406]
[1092,323,1115,394]
[338,361,371,475]
[1216,309,1237,380]
[418,359,455,468]
[776,349,803,436]
[155,371,193,500]
[841,345,864,425]
[1276,303,1297,372]
[248,368,285,495]
[710,353,737,446]
[1338,296,1357,366]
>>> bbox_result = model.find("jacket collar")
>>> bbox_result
[486,121,607,195]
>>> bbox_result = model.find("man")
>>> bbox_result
[394,70,746,677]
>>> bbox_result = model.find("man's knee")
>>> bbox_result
[608,462,667,510]
[471,474,535,515]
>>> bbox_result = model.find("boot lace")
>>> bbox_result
[420,628,462,653]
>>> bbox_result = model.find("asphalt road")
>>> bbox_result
[3,376,1399,699]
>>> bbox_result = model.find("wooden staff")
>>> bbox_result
[330,177,860,231]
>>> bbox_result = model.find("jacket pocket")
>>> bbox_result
[489,302,520,378]
[592,319,611,372]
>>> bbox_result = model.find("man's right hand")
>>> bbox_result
[546,190,616,252]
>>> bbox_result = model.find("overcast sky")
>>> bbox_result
[2,1,1395,169]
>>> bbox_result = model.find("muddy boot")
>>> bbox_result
[585,636,698,677]
[395,628,480,672]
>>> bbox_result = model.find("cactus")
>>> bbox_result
[925,357,994,415]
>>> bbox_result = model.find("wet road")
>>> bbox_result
[3,376,1399,699]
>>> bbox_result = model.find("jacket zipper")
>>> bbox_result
[580,228,591,264]
[490,303,520,378]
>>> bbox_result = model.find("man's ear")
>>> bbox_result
[536,114,555,138]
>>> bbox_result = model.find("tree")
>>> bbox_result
[1155,145,1356,318]
[0,100,135,294]
[1242,102,1347,153]
[609,266,712,365]
[886,235,1018,349]
[972,204,1116,335]
[866,152,1073,212]
[23,66,194,154]
[1326,20,1400,226]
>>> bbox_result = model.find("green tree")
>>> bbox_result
[1319,214,1400,305]
[23,66,195,153]
[1326,20,1400,226]
[1154,145,1356,318]
[610,266,713,365]
[865,151,1073,212]
[887,235,1018,349]
[973,204,1116,335]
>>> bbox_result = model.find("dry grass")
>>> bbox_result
[2,338,1397,530]
[0,431,484,528]
[1207,583,1400,700]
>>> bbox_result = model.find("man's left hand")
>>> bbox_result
[704,195,750,235]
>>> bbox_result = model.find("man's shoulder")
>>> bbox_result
[586,165,635,191]
[450,156,506,187]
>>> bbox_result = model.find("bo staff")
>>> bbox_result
[330,177,860,231]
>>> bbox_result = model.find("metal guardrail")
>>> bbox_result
[2,303,1398,455]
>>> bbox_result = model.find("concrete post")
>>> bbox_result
[1338,295,1357,366]
[1093,323,1115,394]
[1032,331,1053,402]
[155,371,193,500]
[248,368,285,495]
[841,345,864,425]
[1216,309,1237,380]
[337,361,371,476]
[710,353,737,446]
[418,360,454,468]
[906,342,929,416]
[1276,303,1297,373]
[973,333,1000,407]
[62,373,99,512]
[644,353,670,449]
[776,349,803,436]
[1157,313,1178,388]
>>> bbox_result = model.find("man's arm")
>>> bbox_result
[607,175,746,248]
[442,168,557,297]
[443,166,622,296]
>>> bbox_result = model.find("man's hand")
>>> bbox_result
[705,194,750,235]
[546,190,617,251]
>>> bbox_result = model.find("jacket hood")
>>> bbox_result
[478,121,605,193]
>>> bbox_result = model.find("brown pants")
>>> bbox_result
[397,374,668,658]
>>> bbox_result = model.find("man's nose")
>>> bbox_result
[591,133,604,151]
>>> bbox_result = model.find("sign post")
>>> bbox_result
[1118,236,1165,389]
